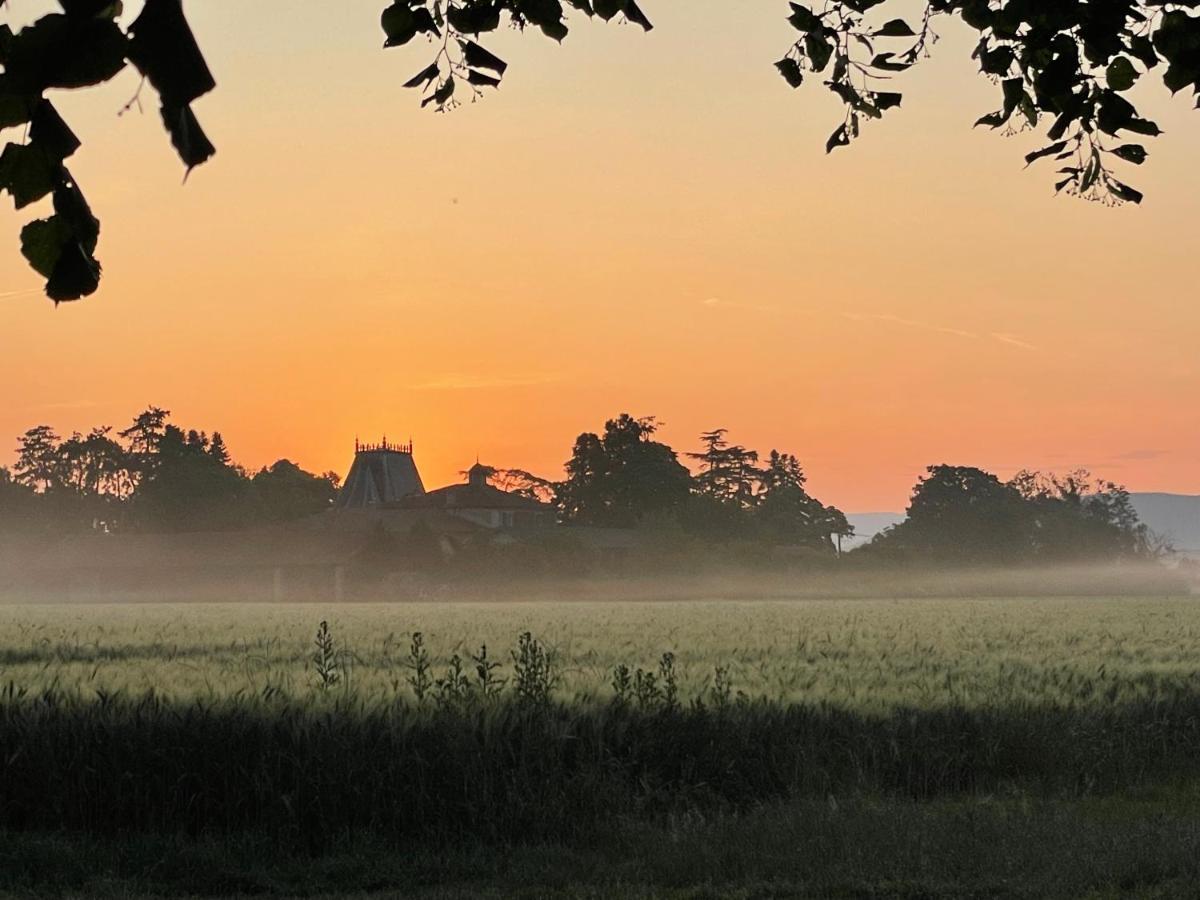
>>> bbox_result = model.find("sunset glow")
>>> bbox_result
[2,1,1197,510]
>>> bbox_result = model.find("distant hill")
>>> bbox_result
[845,494,1200,555]
[844,512,905,550]
[1131,493,1200,554]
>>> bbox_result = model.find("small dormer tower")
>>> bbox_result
[467,461,491,488]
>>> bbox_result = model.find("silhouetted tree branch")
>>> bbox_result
[1,1,1197,303]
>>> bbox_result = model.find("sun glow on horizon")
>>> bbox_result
[1,1,1197,511]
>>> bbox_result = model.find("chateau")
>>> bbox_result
[6,436,562,602]
[331,438,555,532]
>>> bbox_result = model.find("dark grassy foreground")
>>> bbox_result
[4,692,1200,838]
[3,685,1200,897]
[3,794,1200,899]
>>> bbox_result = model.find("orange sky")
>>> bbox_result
[1,1,1197,511]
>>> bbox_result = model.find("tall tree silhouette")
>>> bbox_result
[2,408,345,533]
[1010,468,1148,559]
[558,414,692,527]
[118,406,170,483]
[130,424,249,531]
[208,431,231,466]
[251,459,339,524]
[12,425,62,492]
[688,429,762,510]
[57,427,130,498]
[869,463,1150,563]
[881,465,1029,562]
[756,449,848,549]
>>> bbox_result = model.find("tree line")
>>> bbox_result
[1,407,1155,565]
[864,464,1155,564]
[549,414,852,551]
[544,414,1153,563]
[0,407,340,534]
[0,408,851,552]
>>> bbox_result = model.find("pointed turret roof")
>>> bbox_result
[335,439,425,509]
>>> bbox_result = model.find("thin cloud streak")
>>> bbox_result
[701,297,782,313]
[1113,449,1166,462]
[15,400,106,415]
[990,332,1040,352]
[0,288,41,302]
[704,302,1040,353]
[843,312,1040,352]
[843,311,977,340]
[408,373,561,391]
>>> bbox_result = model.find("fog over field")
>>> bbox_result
[1,553,1194,604]
[2,537,1198,898]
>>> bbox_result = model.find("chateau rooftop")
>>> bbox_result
[334,437,425,509]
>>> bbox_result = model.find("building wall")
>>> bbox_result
[447,508,552,530]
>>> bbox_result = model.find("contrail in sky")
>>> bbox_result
[0,288,41,301]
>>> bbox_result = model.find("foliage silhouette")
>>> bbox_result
[4,405,338,534]
[557,414,693,528]
[865,462,1151,563]
[2,2,1198,302]
[778,0,1197,207]
[3,407,1151,566]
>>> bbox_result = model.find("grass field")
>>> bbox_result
[2,593,1199,898]
[2,594,1198,707]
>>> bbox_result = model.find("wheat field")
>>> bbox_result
[4,594,1200,897]
[2,595,1197,709]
